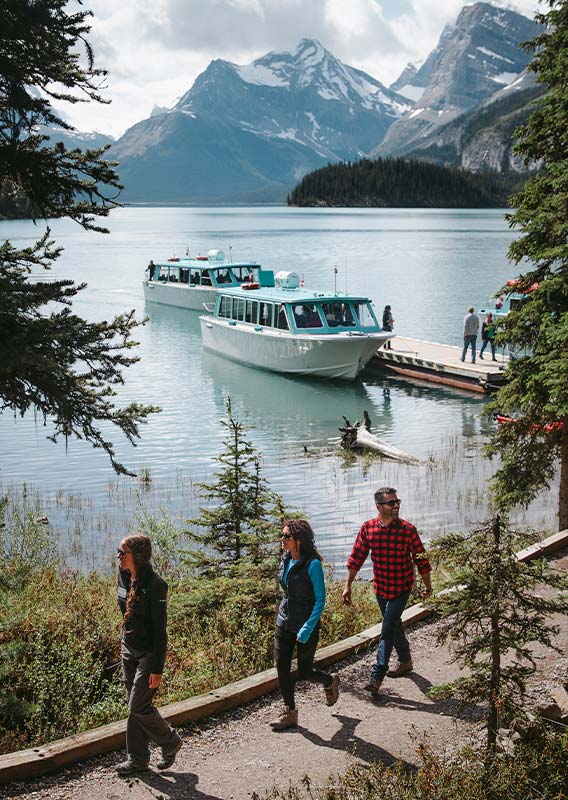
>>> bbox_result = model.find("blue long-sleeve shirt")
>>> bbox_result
[282,558,326,643]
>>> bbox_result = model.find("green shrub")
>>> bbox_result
[254,728,568,800]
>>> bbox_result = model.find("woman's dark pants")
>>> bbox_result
[121,641,178,766]
[274,624,332,710]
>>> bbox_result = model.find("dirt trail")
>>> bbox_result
[3,554,567,800]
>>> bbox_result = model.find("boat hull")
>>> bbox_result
[199,316,391,381]
[143,280,216,310]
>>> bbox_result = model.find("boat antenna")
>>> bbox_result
[334,266,338,295]
[345,260,348,295]
[229,245,233,263]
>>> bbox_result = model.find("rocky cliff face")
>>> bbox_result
[403,78,543,173]
[375,3,543,159]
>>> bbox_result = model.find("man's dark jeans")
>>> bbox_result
[461,334,477,363]
[372,589,411,681]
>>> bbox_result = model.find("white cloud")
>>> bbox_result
[60,0,542,138]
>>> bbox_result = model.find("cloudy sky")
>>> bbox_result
[66,0,542,138]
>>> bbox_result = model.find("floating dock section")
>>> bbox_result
[372,336,508,394]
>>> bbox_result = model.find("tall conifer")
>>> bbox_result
[0,1,158,475]
[487,0,568,528]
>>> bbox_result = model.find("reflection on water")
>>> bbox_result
[0,208,558,573]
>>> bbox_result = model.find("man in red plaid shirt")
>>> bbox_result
[342,486,432,695]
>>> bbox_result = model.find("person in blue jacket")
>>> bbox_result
[270,519,340,731]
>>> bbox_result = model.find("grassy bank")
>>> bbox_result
[0,496,380,755]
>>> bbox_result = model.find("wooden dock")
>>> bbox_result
[371,336,508,393]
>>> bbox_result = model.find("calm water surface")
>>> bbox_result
[0,208,557,572]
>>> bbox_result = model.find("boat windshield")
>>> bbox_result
[320,301,356,328]
[214,268,233,285]
[232,266,253,282]
[352,302,377,327]
[292,304,324,329]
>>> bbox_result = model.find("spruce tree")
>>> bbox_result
[487,0,568,528]
[430,517,568,756]
[186,398,283,577]
[0,0,158,476]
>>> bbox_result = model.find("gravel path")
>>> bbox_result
[3,554,567,800]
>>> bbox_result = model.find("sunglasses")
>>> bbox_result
[117,548,127,558]
[281,533,293,541]
[378,499,401,507]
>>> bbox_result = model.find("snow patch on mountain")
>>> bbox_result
[236,63,289,88]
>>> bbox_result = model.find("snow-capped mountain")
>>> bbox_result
[110,39,411,202]
[176,38,410,160]
[375,3,543,158]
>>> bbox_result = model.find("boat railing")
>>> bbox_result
[202,302,215,314]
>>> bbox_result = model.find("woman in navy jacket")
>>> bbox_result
[270,519,339,731]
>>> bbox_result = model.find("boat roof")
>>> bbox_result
[153,258,259,270]
[218,287,373,304]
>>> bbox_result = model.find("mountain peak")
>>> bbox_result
[294,38,326,64]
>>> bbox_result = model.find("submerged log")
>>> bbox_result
[339,424,420,463]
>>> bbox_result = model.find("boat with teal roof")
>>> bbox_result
[199,271,392,381]
[143,249,261,310]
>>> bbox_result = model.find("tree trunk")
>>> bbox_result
[559,418,568,531]
[486,516,501,756]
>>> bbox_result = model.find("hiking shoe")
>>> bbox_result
[387,659,413,677]
[325,674,340,706]
[270,705,298,731]
[156,734,183,770]
[115,759,149,776]
[363,678,383,696]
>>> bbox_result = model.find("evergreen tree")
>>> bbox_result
[430,517,568,757]
[186,398,283,577]
[0,1,158,475]
[487,0,568,529]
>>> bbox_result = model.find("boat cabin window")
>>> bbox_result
[259,302,273,327]
[158,266,169,282]
[190,269,201,285]
[352,302,376,327]
[245,300,257,324]
[180,269,189,284]
[233,297,245,322]
[215,268,232,285]
[292,304,323,329]
[201,269,212,287]
[232,266,253,283]
[276,304,289,330]
[320,301,355,327]
[219,296,232,318]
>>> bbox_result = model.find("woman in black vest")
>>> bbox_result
[270,519,339,731]
[115,533,182,775]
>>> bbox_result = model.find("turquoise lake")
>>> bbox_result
[0,207,558,572]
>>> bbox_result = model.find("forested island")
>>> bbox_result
[287,157,526,208]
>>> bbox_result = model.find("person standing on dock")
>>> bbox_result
[382,305,394,349]
[115,534,182,775]
[270,519,339,731]
[342,487,432,696]
[479,312,497,361]
[461,306,480,364]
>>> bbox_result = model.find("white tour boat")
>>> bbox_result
[143,249,262,310]
[199,271,392,381]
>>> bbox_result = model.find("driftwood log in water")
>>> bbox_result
[339,424,420,463]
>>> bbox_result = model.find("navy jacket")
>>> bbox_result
[118,564,168,674]
[276,553,316,635]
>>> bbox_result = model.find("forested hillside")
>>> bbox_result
[288,157,525,208]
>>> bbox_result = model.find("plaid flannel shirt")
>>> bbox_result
[346,516,431,599]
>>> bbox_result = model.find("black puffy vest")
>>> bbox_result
[276,553,315,634]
